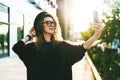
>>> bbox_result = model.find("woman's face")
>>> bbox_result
[42,17,56,34]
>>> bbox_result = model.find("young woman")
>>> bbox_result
[12,12,102,80]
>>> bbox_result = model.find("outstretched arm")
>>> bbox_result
[83,22,103,49]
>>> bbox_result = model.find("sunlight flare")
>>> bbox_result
[71,0,103,32]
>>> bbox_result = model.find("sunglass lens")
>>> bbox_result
[46,21,56,27]
[45,21,50,26]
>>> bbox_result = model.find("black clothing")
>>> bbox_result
[12,41,87,80]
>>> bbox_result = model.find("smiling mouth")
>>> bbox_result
[49,27,55,30]
[49,29,54,32]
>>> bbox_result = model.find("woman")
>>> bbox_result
[12,12,102,80]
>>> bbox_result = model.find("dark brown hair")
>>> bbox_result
[33,12,62,50]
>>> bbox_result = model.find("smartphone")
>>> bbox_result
[93,11,98,23]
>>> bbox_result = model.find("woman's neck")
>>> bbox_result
[43,33,52,42]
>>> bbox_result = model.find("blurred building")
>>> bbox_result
[57,0,73,40]
[0,0,81,58]
[0,0,57,58]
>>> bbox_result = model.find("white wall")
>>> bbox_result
[0,0,41,56]
[0,0,57,56]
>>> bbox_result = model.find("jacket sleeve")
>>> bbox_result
[12,40,33,66]
[12,40,27,60]
[70,44,87,65]
[62,42,87,65]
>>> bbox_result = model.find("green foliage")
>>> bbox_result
[80,25,94,41]
[80,0,120,80]
[88,47,120,80]
[101,0,120,44]
[17,26,23,41]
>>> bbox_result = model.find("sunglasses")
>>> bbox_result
[42,21,56,27]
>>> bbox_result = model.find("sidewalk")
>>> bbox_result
[0,53,101,80]
[0,55,26,80]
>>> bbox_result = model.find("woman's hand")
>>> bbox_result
[92,20,103,38]
[21,27,36,43]
[29,27,36,38]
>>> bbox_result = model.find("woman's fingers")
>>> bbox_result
[92,22,103,34]
[29,27,36,38]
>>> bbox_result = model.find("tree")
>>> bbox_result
[80,0,120,80]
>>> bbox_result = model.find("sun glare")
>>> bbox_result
[71,0,103,32]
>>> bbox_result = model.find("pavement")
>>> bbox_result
[0,55,26,80]
[0,53,101,80]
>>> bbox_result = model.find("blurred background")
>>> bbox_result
[0,0,120,80]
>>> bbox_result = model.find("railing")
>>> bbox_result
[72,52,102,80]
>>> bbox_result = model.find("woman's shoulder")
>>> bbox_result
[58,41,77,48]
[25,42,35,47]
[26,42,35,47]
[60,40,84,46]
